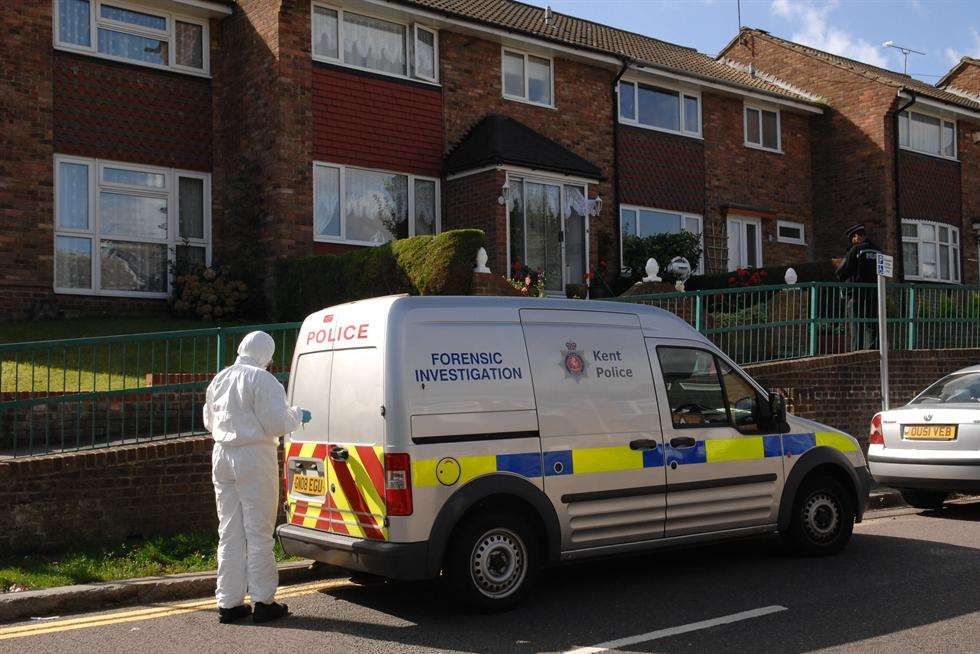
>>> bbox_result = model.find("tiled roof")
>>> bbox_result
[445,114,603,178]
[937,57,980,90]
[392,0,822,106]
[734,29,980,113]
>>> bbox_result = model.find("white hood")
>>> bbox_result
[236,331,275,369]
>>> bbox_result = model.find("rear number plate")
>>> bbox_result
[292,474,326,496]
[903,425,957,441]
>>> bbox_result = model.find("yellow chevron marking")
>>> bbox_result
[329,471,366,539]
[346,447,385,517]
[299,442,317,457]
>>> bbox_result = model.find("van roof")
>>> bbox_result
[372,294,707,342]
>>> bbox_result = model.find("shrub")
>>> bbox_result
[171,265,251,321]
[621,232,703,283]
[685,260,837,292]
[273,229,486,321]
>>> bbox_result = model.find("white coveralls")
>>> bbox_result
[203,331,303,609]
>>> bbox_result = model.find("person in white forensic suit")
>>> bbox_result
[203,331,311,624]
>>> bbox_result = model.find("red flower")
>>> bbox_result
[585,271,594,281]
[728,277,736,284]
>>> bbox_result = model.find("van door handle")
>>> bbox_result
[669,436,697,449]
[629,439,659,451]
[329,446,349,462]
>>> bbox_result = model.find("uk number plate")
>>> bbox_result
[292,474,326,495]
[903,425,957,441]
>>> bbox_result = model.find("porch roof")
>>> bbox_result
[445,114,603,180]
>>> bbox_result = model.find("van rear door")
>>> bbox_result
[287,347,387,540]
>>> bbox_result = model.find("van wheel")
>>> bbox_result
[783,475,854,556]
[899,489,948,511]
[445,512,538,613]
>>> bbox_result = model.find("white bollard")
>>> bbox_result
[642,258,662,282]
[474,247,491,273]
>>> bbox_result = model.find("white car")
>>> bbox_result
[868,365,980,509]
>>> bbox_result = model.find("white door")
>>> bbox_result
[727,216,762,270]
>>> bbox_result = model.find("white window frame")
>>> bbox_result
[310,2,439,85]
[776,219,806,245]
[413,24,438,83]
[617,78,702,138]
[53,0,210,77]
[727,215,763,270]
[53,154,212,298]
[744,103,781,153]
[501,47,555,109]
[898,108,957,161]
[312,161,441,247]
[619,204,704,274]
[902,219,961,284]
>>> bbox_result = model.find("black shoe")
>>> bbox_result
[218,604,252,624]
[252,601,289,623]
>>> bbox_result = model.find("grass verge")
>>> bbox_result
[0,532,298,593]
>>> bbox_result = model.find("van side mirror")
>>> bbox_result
[767,392,789,432]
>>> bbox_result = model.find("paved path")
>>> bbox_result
[4,501,978,653]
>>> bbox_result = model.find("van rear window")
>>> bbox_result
[290,351,333,442]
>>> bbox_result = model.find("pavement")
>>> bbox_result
[1,498,977,653]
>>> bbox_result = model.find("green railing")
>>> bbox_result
[0,323,301,458]
[612,281,980,365]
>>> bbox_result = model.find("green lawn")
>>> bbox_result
[0,317,295,393]
[0,532,297,593]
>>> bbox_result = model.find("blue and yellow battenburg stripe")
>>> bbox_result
[412,431,857,488]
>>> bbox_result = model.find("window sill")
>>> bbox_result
[503,94,556,111]
[54,288,170,299]
[314,236,389,247]
[311,55,440,87]
[54,43,210,79]
[619,119,702,140]
[902,275,961,285]
[898,145,958,163]
[744,142,783,154]
[776,238,806,246]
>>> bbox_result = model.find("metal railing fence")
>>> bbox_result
[611,281,980,365]
[1,323,300,458]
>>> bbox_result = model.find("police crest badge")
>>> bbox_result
[561,341,587,380]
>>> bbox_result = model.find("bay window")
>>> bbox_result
[312,3,439,83]
[744,105,780,151]
[902,220,960,283]
[313,162,440,246]
[54,0,208,75]
[899,109,956,159]
[618,80,700,136]
[54,155,210,297]
[620,205,703,273]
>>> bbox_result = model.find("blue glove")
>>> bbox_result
[300,409,312,424]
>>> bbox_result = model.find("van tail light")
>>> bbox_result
[870,413,884,445]
[384,453,413,517]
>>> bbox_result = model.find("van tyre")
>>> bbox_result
[783,475,854,556]
[899,489,948,511]
[445,512,538,613]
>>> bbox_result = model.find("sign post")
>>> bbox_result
[876,253,893,411]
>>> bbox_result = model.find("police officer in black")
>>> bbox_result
[834,224,881,350]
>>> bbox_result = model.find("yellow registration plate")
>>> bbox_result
[903,425,957,441]
[292,474,326,496]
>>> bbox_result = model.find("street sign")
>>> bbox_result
[876,253,894,278]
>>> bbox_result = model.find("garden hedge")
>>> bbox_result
[273,229,486,321]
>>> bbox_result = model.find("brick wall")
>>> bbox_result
[942,62,980,93]
[441,32,616,284]
[897,150,961,225]
[619,125,705,214]
[747,348,980,445]
[958,119,980,284]
[443,169,508,273]
[312,64,443,177]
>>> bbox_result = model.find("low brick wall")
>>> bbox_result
[2,348,976,554]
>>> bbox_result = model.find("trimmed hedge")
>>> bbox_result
[273,229,486,321]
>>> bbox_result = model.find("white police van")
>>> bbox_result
[276,295,871,611]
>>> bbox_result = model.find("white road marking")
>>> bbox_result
[563,605,788,654]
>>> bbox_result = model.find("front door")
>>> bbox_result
[727,216,762,270]
[648,341,784,538]
[521,309,666,551]
[508,176,589,294]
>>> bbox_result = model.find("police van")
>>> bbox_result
[276,295,871,611]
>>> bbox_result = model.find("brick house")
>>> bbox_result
[3,1,827,319]
[721,28,980,284]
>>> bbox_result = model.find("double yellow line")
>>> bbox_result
[0,578,350,641]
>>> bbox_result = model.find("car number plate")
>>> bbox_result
[292,474,326,495]
[903,424,957,441]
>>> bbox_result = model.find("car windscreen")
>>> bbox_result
[910,372,980,405]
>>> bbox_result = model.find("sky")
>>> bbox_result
[522,0,980,84]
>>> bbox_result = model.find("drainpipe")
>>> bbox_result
[892,90,916,281]
[610,58,631,290]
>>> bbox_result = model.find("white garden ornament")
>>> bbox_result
[474,247,491,274]
[642,258,662,282]
[784,267,798,285]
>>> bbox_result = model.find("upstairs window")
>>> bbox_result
[502,48,553,107]
[902,220,960,283]
[54,0,208,75]
[618,80,700,136]
[744,105,780,151]
[899,110,956,159]
[312,3,438,83]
